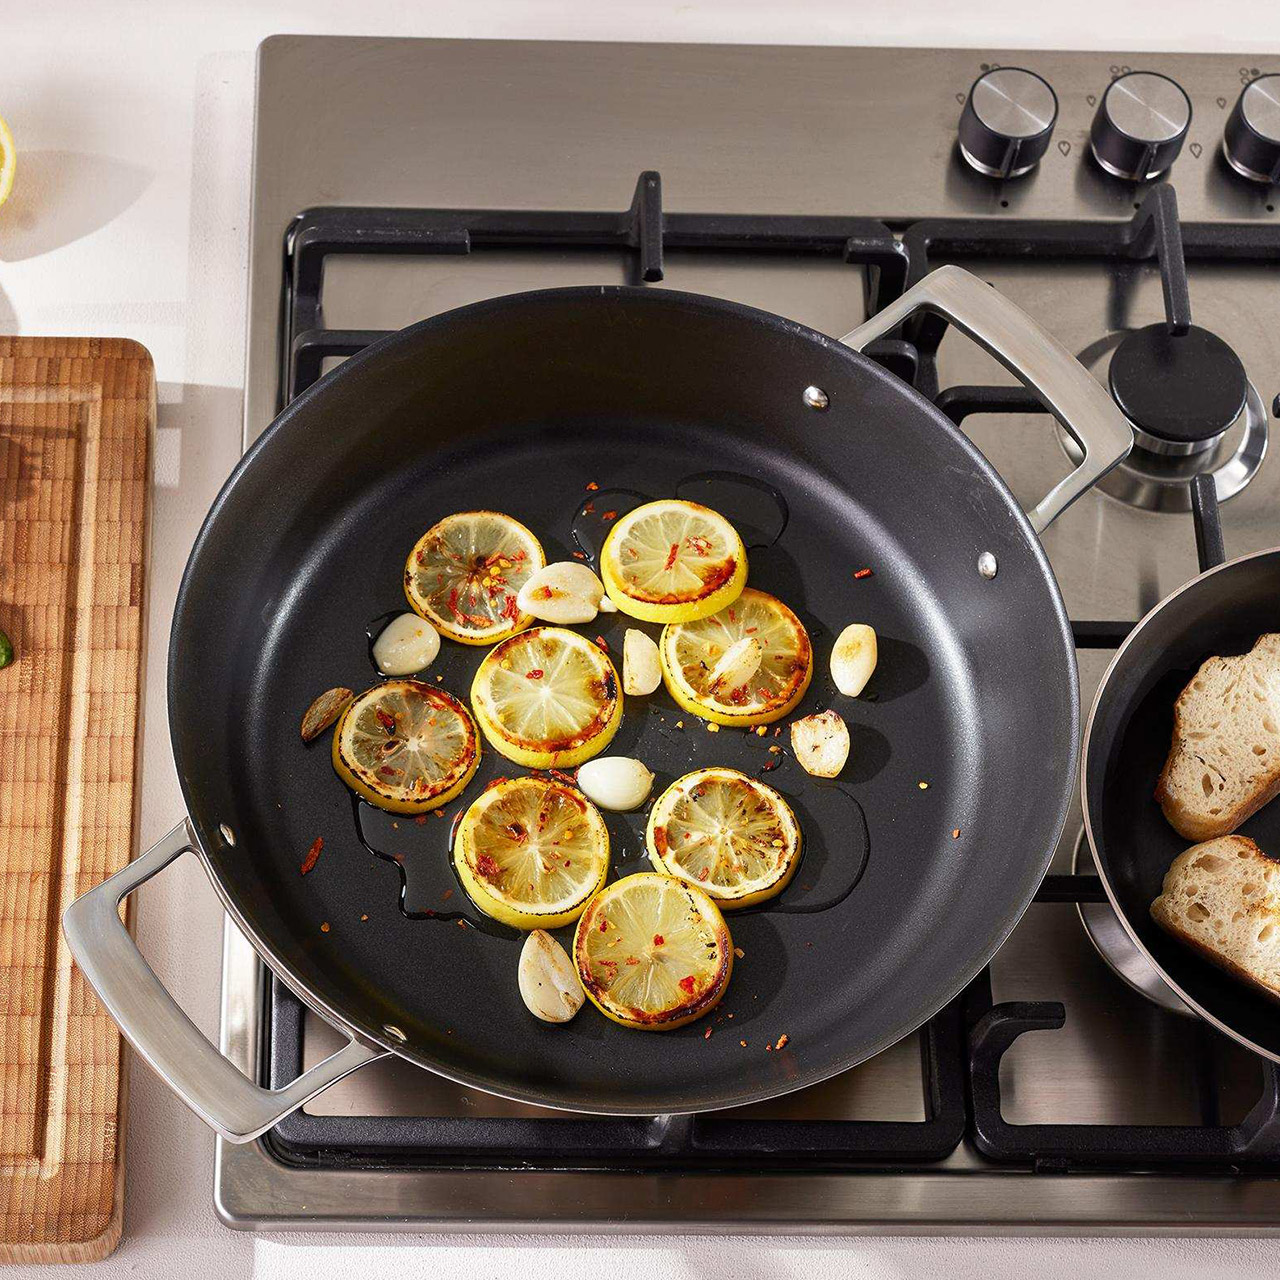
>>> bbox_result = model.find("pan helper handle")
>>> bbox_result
[840,265,1132,534]
[62,820,388,1143]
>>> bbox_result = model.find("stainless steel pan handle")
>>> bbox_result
[840,264,1132,534]
[63,819,387,1144]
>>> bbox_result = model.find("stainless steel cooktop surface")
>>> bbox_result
[220,35,1280,1233]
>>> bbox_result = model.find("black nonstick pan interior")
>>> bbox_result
[170,287,1078,1113]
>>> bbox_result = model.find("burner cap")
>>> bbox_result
[1108,324,1248,454]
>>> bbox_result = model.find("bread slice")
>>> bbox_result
[1150,835,1280,1001]
[1154,632,1280,841]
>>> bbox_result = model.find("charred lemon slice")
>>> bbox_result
[405,511,545,645]
[333,680,480,813]
[659,587,813,726]
[470,626,622,768]
[600,499,747,623]
[647,767,801,909]
[573,873,732,1030]
[453,776,609,930]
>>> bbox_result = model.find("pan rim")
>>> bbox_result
[1080,542,1280,1067]
[172,283,1081,1114]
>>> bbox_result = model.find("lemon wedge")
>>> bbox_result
[0,116,14,209]
[332,680,479,813]
[454,776,609,930]
[573,873,733,1030]
[405,510,544,645]
[470,626,622,768]
[600,499,747,623]
[647,767,801,908]
[659,587,812,726]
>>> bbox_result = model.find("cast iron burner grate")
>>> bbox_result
[263,172,1280,1173]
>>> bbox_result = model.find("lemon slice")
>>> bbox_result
[573,873,733,1030]
[647,767,801,909]
[405,511,545,645]
[0,116,14,209]
[454,776,610,930]
[470,626,622,768]
[659,587,813,726]
[332,680,480,813]
[600,499,747,623]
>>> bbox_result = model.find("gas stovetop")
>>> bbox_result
[219,35,1280,1233]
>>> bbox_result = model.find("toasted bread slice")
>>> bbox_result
[1154,633,1280,841]
[1150,835,1280,1002]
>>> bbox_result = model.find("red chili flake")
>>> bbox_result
[525,668,544,679]
[586,481,599,491]
[476,853,500,881]
[853,567,874,580]
[583,501,596,514]
[653,934,665,947]
[300,837,324,875]
[601,510,618,522]
[664,542,679,571]
[378,765,401,778]
[598,916,609,932]
[441,889,454,902]
[360,913,369,922]
[765,1043,773,1052]
[375,708,396,732]
[952,828,961,839]
[456,918,467,929]
[625,956,639,966]
[775,1033,790,1051]
[433,808,445,818]
[320,921,331,933]
[727,608,736,623]
[501,593,520,622]
[697,866,710,882]
[415,815,428,825]
[572,550,587,560]
[549,768,578,786]
[678,975,698,994]
[594,635,609,651]
[704,1027,713,1040]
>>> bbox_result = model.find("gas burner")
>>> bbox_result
[1071,828,1192,1018]
[1059,327,1269,513]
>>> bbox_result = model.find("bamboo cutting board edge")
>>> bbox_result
[0,336,154,1262]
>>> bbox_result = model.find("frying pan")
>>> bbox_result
[64,267,1131,1142]
[1083,540,1280,1064]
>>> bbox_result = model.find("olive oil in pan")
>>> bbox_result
[569,488,648,565]
[674,471,788,550]
[351,794,519,939]
[568,472,788,566]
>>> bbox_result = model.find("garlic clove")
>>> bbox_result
[518,929,584,1023]
[300,686,354,742]
[707,635,762,697]
[372,612,441,676]
[576,756,655,811]
[516,562,605,624]
[623,628,662,695]
[831,623,878,697]
[790,709,851,778]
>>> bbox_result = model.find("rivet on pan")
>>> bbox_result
[383,1024,407,1043]
[802,385,830,411]
[977,551,999,580]
[219,823,236,846]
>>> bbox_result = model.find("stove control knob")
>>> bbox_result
[1223,74,1280,185]
[1090,71,1191,180]
[958,67,1058,178]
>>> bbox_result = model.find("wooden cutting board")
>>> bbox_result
[0,338,153,1262]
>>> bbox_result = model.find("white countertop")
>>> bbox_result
[7,1,1280,1275]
